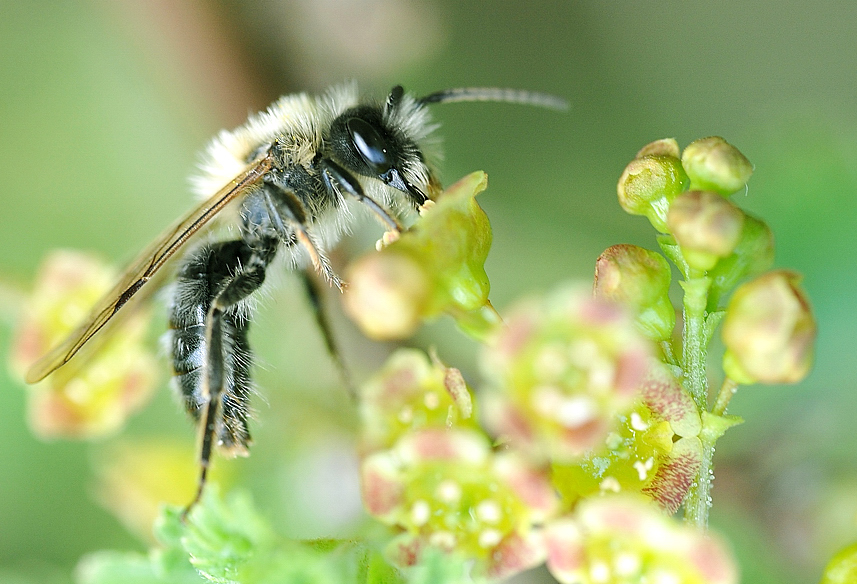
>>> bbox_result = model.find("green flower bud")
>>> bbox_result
[722,270,816,384]
[667,191,745,271]
[635,138,680,159]
[707,214,775,310]
[617,153,689,233]
[9,250,158,439]
[681,136,753,195]
[594,245,675,343]
[344,171,497,341]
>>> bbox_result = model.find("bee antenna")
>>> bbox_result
[417,87,568,111]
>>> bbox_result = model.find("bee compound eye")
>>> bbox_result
[346,117,393,173]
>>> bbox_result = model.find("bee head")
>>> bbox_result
[328,85,435,206]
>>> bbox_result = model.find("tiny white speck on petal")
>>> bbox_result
[478,528,503,548]
[411,500,431,526]
[437,480,462,503]
[475,500,502,524]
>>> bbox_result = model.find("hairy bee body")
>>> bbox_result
[25,82,565,513]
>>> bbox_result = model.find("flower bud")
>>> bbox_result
[707,214,775,310]
[667,191,745,271]
[545,496,738,584]
[344,171,496,341]
[635,138,680,159]
[617,153,689,233]
[594,245,675,342]
[681,136,753,195]
[722,270,816,384]
[343,252,430,340]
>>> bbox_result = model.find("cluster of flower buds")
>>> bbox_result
[344,171,499,342]
[615,137,816,387]
[9,250,157,438]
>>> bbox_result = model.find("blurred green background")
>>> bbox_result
[2,1,856,582]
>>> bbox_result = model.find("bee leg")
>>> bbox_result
[262,184,344,291]
[176,238,276,519]
[320,159,404,232]
[300,269,356,400]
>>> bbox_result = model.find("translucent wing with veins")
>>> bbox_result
[25,154,274,384]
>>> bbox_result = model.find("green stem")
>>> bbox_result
[680,274,714,528]
[680,276,711,410]
[712,378,739,416]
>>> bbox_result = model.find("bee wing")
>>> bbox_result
[25,154,275,384]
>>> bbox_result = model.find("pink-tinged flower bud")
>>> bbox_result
[617,151,689,233]
[667,191,745,271]
[722,270,816,384]
[594,245,675,343]
[481,287,652,463]
[681,136,753,195]
[344,171,497,341]
[545,496,738,584]
[359,348,477,452]
[360,428,558,579]
[9,250,157,439]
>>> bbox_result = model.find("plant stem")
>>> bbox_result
[680,276,711,411]
[680,274,714,528]
[712,378,739,416]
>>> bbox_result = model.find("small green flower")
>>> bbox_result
[594,244,675,343]
[344,171,498,341]
[617,142,689,233]
[481,287,652,463]
[545,495,738,584]
[552,362,702,513]
[359,348,477,452]
[681,136,753,195]
[360,428,557,579]
[667,191,745,272]
[722,270,816,384]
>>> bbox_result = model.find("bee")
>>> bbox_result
[25,82,566,513]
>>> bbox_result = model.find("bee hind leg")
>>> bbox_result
[173,237,276,520]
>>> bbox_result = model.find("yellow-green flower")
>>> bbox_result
[545,495,738,584]
[360,427,558,579]
[9,250,157,439]
[359,348,477,452]
[481,287,652,463]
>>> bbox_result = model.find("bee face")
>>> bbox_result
[327,87,435,205]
